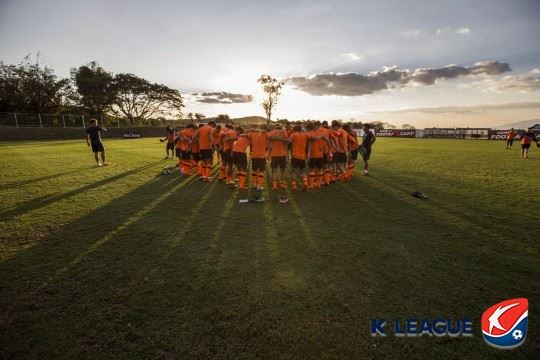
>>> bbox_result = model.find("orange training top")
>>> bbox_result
[290,132,309,160]
[308,132,325,158]
[233,135,250,153]
[248,131,268,159]
[213,129,222,146]
[179,128,191,151]
[335,128,348,153]
[268,129,288,157]
[198,125,213,150]
[191,128,200,153]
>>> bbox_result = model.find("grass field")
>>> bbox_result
[0,137,538,359]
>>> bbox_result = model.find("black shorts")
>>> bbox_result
[521,143,531,149]
[323,154,330,165]
[200,149,213,160]
[181,150,191,160]
[291,157,306,169]
[350,149,358,161]
[192,152,201,161]
[361,147,372,161]
[223,150,233,165]
[271,156,287,169]
[233,152,247,168]
[166,142,175,151]
[308,158,323,169]
[333,152,346,163]
[91,141,104,153]
[251,157,266,171]
[175,148,182,158]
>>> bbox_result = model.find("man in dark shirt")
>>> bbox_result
[359,123,376,175]
[86,118,108,166]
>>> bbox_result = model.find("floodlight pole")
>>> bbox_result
[82,115,85,128]
[62,114,66,128]
[38,113,43,128]
[14,113,19,128]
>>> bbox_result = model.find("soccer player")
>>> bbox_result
[506,128,516,149]
[160,126,175,159]
[191,124,203,176]
[289,124,309,190]
[268,124,289,190]
[232,127,250,190]
[247,125,269,190]
[359,123,376,175]
[213,124,222,163]
[221,124,237,184]
[193,121,216,182]
[331,120,349,181]
[343,124,358,180]
[520,128,538,158]
[86,118,108,167]
[306,122,325,189]
[176,124,193,175]
[317,121,336,185]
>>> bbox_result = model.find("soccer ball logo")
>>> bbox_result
[482,298,528,349]
[512,330,523,340]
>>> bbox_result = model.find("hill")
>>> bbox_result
[494,118,540,129]
[230,116,268,125]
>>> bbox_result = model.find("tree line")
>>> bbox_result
[0,56,183,126]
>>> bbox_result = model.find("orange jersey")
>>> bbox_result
[308,132,325,158]
[222,129,236,151]
[179,128,192,151]
[233,135,250,153]
[213,129,222,146]
[507,131,516,140]
[248,131,268,158]
[319,127,337,151]
[198,125,213,150]
[335,128,348,153]
[268,129,288,157]
[347,130,358,150]
[290,132,309,160]
[191,128,200,153]
[315,127,331,154]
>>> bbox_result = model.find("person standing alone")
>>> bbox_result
[86,118,108,167]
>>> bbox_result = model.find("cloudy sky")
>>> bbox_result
[1,0,539,127]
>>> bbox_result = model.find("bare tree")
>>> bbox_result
[194,113,206,121]
[401,123,415,129]
[216,114,230,124]
[257,75,284,126]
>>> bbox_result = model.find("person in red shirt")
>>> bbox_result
[193,121,216,182]
[232,127,250,190]
[247,125,269,190]
[289,124,309,190]
[267,124,290,190]
[520,128,539,158]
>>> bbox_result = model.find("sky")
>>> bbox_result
[1,0,540,127]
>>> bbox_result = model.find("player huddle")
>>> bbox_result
[168,120,375,191]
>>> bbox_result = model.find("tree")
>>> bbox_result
[401,123,415,129]
[216,114,230,124]
[386,124,397,129]
[0,56,71,113]
[109,73,184,126]
[71,62,115,117]
[369,121,386,130]
[187,112,194,121]
[257,75,284,126]
[194,113,206,121]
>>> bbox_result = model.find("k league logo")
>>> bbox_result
[481,298,528,349]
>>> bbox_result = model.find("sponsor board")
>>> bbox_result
[488,130,518,140]
[122,132,142,139]
[375,129,416,137]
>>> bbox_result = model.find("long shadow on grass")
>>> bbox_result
[0,169,84,191]
[0,160,165,221]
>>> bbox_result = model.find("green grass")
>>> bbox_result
[0,138,538,359]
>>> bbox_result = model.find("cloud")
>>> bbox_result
[339,52,364,61]
[436,27,471,36]
[370,101,540,114]
[190,91,253,104]
[285,61,511,96]
[490,69,540,92]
